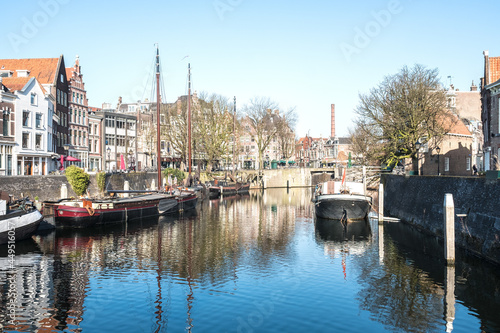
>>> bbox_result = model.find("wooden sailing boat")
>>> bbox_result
[45,46,197,228]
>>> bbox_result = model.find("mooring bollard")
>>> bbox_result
[444,193,455,265]
[124,181,130,197]
[378,183,384,224]
[61,183,68,199]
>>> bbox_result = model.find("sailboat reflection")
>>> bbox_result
[315,217,372,280]
[315,216,371,242]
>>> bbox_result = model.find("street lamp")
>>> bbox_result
[128,149,135,172]
[415,140,421,175]
[106,147,111,172]
[436,146,441,175]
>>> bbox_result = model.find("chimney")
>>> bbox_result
[484,50,490,86]
[330,104,335,138]
[470,80,478,91]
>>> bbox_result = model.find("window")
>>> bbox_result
[60,73,64,83]
[64,92,67,107]
[36,134,42,149]
[117,135,125,147]
[23,110,30,127]
[36,113,42,128]
[31,93,37,105]
[22,133,29,148]
[445,157,450,172]
[466,157,471,171]
[57,89,60,104]
[3,111,9,136]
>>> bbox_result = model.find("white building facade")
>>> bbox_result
[2,77,55,175]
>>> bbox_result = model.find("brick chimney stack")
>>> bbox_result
[331,104,335,138]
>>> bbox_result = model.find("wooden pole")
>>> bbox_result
[378,183,384,224]
[444,193,455,265]
[188,63,192,179]
[156,46,162,191]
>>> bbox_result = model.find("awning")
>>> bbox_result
[65,155,81,162]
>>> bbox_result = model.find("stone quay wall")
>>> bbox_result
[0,168,330,202]
[0,173,159,202]
[381,174,500,265]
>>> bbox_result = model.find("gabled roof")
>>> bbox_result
[1,77,32,92]
[1,76,48,95]
[65,67,73,80]
[0,57,60,85]
[488,57,500,84]
[441,110,472,136]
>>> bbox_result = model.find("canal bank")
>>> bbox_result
[0,168,331,202]
[381,173,500,265]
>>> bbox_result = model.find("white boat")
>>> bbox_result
[0,199,43,244]
[313,180,372,221]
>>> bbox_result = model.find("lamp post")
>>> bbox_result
[436,146,441,175]
[415,140,421,175]
[106,147,111,172]
[128,149,135,172]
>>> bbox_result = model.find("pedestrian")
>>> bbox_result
[473,164,478,175]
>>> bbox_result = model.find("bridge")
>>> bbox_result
[241,166,383,189]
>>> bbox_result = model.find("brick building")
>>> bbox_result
[0,56,69,172]
[481,50,500,170]
[66,56,89,169]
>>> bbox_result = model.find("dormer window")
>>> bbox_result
[16,69,30,77]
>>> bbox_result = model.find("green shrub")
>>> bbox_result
[65,165,90,196]
[162,168,185,185]
[96,171,106,193]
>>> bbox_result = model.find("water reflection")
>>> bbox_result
[0,188,498,332]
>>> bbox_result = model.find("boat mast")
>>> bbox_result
[188,63,192,180]
[156,46,162,191]
[232,96,236,174]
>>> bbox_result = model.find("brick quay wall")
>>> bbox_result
[381,174,500,265]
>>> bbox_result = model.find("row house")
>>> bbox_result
[117,97,154,171]
[295,105,354,168]
[66,56,90,170]
[481,50,500,170]
[88,106,103,171]
[0,56,70,174]
[0,74,55,175]
[94,109,137,172]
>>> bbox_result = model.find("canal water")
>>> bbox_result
[1,188,499,332]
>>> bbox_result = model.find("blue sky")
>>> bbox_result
[2,0,499,137]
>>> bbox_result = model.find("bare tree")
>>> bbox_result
[244,97,297,169]
[354,64,451,171]
[195,93,234,172]
[276,109,297,161]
